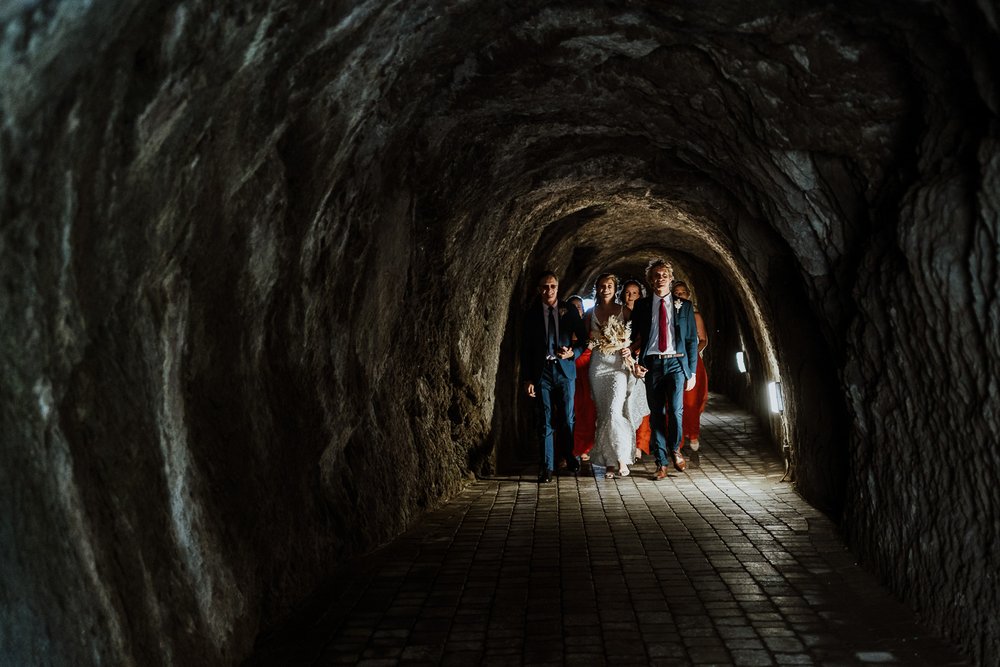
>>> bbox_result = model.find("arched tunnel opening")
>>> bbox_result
[490,197,847,520]
[2,2,998,665]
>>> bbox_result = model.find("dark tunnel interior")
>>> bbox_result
[1,1,999,664]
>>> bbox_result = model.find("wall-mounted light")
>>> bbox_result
[767,381,784,414]
[736,351,747,373]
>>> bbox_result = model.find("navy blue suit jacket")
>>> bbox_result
[630,295,699,379]
[520,300,587,384]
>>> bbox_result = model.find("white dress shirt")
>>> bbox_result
[644,293,676,356]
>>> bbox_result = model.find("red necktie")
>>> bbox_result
[658,298,669,352]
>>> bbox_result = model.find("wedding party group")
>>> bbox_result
[520,259,709,484]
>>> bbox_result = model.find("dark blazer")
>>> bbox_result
[630,295,699,378]
[520,300,587,383]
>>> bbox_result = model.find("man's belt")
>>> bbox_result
[646,352,684,359]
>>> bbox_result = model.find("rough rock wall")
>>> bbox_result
[842,4,1000,658]
[2,1,999,664]
[0,2,502,663]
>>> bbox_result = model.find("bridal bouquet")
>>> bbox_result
[589,315,636,371]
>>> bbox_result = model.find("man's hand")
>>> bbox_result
[634,364,648,379]
[556,346,574,360]
[685,375,697,391]
[525,382,536,398]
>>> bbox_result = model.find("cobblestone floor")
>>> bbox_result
[246,396,967,666]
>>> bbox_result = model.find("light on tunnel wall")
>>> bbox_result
[767,381,784,414]
[736,351,747,373]
[582,298,595,311]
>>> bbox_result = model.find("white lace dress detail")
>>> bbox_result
[588,309,650,468]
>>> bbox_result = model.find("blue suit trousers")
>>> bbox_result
[643,357,685,467]
[537,362,575,471]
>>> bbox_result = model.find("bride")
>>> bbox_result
[587,273,650,478]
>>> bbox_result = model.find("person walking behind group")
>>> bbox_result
[567,295,596,461]
[621,279,644,312]
[620,278,650,459]
[521,271,588,483]
[630,259,699,480]
[672,281,709,453]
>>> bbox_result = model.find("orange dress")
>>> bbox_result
[635,416,651,455]
[573,348,596,456]
[682,355,709,441]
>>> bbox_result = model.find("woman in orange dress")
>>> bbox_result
[672,281,709,451]
[567,296,596,459]
[621,279,651,458]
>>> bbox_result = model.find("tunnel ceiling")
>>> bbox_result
[401,2,916,281]
[2,2,955,300]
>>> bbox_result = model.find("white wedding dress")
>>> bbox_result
[588,309,650,469]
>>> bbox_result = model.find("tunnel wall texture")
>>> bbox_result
[2,1,999,664]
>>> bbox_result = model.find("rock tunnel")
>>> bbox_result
[2,1,998,664]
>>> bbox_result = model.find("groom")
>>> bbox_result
[630,259,699,479]
[521,271,587,483]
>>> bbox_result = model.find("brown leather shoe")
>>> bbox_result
[653,465,669,481]
[671,450,687,473]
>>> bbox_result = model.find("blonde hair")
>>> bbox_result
[645,258,673,282]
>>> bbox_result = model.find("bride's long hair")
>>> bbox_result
[592,272,620,304]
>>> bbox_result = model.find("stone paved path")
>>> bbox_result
[246,396,967,666]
